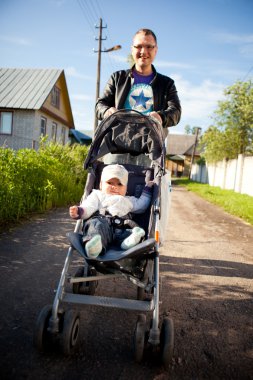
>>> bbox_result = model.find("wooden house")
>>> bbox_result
[0,68,75,150]
[166,133,201,177]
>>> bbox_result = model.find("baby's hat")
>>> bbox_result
[101,164,128,186]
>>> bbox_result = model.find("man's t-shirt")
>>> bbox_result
[124,71,155,114]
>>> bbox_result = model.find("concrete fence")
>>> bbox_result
[191,154,253,197]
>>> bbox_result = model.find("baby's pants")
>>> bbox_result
[82,216,131,252]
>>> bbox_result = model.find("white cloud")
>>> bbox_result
[210,32,253,59]
[174,75,225,128]
[65,66,94,80]
[156,60,194,69]
[211,32,253,45]
[72,94,94,101]
[109,54,128,63]
[0,35,31,46]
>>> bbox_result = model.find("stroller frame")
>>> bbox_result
[33,110,174,368]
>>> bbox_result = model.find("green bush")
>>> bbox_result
[0,142,89,225]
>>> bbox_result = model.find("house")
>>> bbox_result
[166,133,201,177]
[0,68,75,150]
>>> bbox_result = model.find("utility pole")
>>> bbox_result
[94,18,107,132]
[188,127,201,179]
[93,19,121,132]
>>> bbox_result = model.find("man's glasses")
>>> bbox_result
[132,44,156,51]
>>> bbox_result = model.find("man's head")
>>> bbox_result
[131,28,158,74]
[100,164,128,196]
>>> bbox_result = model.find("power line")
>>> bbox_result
[88,0,100,20]
[242,65,253,81]
[94,0,104,20]
[83,0,99,22]
[77,0,120,76]
[77,0,95,32]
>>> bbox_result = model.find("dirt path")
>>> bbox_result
[0,185,252,380]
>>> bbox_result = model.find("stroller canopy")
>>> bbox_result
[84,110,166,169]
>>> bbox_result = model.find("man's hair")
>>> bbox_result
[133,28,157,44]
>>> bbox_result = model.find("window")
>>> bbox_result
[51,122,57,142]
[0,112,13,134]
[61,126,65,144]
[51,86,60,108]
[40,117,47,136]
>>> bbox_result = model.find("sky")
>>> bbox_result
[0,0,253,135]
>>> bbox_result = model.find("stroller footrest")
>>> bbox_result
[67,232,156,262]
[62,293,154,311]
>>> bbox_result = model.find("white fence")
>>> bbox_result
[191,154,253,197]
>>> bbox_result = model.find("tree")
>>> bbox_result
[184,125,202,135]
[201,80,253,162]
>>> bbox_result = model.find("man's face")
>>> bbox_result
[131,32,158,70]
[101,177,127,196]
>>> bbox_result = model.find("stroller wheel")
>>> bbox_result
[59,309,80,355]
[73,266,98,295]
[160,317,174,369]
[33,304,53,352]
[133,314,146,363]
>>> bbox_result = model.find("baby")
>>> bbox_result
[69,164,153,258]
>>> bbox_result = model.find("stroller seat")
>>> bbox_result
[67,157,157,267]
[67,231,156,263]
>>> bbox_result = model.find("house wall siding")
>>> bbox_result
[34,111,70,148]
[0,109,70,150]
[0,110,35,149]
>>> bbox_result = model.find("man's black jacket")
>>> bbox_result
[96,65,182,129]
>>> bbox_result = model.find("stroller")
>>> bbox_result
[33,109,174,368]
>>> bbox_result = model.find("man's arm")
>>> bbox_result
[95,74,117,120]
[157,80,182,128]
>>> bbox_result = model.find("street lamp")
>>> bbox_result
[93,19,121,131]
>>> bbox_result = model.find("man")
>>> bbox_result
[95,28,181,133]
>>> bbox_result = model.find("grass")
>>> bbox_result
[172,177,253,226]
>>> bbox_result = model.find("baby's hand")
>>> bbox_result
[69,206,78,219]
[146,180,154,187]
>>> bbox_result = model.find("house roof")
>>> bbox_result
[69,129,92,144]
[170,154,185,161]
[0,68,63,109]
[167,133,201,156]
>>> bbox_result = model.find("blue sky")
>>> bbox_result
[1,0,253,134]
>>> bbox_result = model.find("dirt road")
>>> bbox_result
[0,185,252,380]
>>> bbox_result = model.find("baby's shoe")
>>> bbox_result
[85,235,102,258]
[121,227,145,250]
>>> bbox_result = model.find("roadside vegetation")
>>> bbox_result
[199,80,253,163]
[0,140,89,229]
[172,177,253,226]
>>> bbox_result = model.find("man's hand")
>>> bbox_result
[104,107,117,119]
[149,111,162,125]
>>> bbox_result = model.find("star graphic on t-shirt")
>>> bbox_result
[131,90,152,109]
